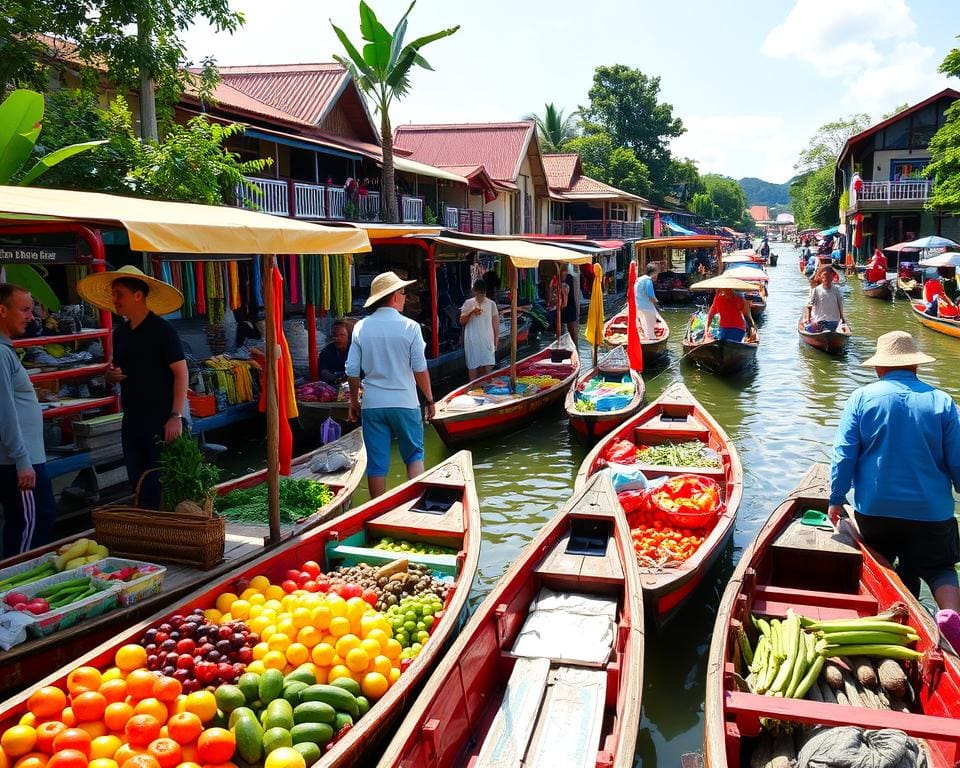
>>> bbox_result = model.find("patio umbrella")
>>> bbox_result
[690,276,759,291]
[584,262,605,365]
[883,241,922,253]
[918,252,960,268]
[902,235,959,250]
[722,266,769,282]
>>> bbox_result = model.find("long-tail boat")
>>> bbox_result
[797,318,852,353]
[704,463,960,768]
[0,451,481,768]
[564,349,645,444]
[911,301,960,339]
[576,382,742,625]
[0,429,366,698]
[862,277,894,300]
[682,316,759,375]
[376,472,643,768]
[602,305,670,365]
[898,276,921,299]
[430,334,579,448]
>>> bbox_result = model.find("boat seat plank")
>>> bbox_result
[524,666,607,768]
[750,600,862,622]
[328,544,458,570]
[367,499,465,536]
[473,656,551,768]
[534,534,624,586]
[752,585,878,614]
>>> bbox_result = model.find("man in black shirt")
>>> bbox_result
[317,320,351,385]
[78,266,187,508]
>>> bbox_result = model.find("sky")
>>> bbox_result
[182,0,959,184]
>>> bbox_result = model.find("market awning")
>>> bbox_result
[663,218,696,235]
[422,235,593,268]
[0,186,371,256]
[818,226,840,237]
[635,235,725,251]
[390,157,470,184]
[333,222,444,241]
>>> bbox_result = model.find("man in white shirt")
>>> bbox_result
[804,267,846,332]
[346,272,435,498]
[633,263,660,339]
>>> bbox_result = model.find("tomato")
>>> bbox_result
[284,570,301,583]
[280,580,298,594]
[301,561,321,578]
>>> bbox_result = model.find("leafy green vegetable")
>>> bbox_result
[158,434,220,511]
[636,441,721,468]
[216,478,334,524]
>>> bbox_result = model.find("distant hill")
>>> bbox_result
[739,177,791,206]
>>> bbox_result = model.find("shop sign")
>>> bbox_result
[0,244,78,263]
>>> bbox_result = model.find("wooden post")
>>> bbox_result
[262,254,281,546]
[510,263,518,393]
[306,303,317,381]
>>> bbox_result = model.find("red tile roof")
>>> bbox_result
[542,153,648,205]
[542,154,581,191]
[216,63,349,126]
[749,205,770,222]
[393,122,536,183]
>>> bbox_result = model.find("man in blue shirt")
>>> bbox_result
[633,263,660,339]
[829,331,960,612]
[346,272,435,498]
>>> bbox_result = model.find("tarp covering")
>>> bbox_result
[663,217,696,235]
[0,186,371,256]
[424,235,593,268]
[634,235,725,252]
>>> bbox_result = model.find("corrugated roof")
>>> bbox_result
[393,122,536,183]
[749,205,770,222]
[542,153,581,191]
[216,63,349,126]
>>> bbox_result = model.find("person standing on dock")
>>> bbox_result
[804,267,846,332]
[347,271,435,498]
[0,284,57,556]
[633,263,661,339]
[829,331,960,613]
[460,279,498,380]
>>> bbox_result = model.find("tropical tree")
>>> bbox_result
[331,1,459,223]
[927,39,960,212]
[698,174,748,228]
[526,103,578,153]
[794,114,870,175]
[790,165,837,229]
[666,157,704,204]
[561,133,652,199]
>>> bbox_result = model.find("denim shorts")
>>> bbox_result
[716,327,745,342]
[361,407,424,477]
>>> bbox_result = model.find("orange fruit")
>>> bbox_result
[119,755,160,768]
[35,721,67,754]
[114,647,147,674]
[89,760,118,768]
[67,668,102,696]
[60,709,76,728]
[71,692,107,724]
[4,725,39,757]
[132,700,167,725]
[88,736,122,761]
[202,763,238,768]
[344,648,369,673]
[103,703,134,733]
[98,681,128,706]
[74,724,107,742]
[195,730,234,766]
[176,745,197,765]
[52,729,91,758]
[28,688,68,720]
[124,716,162,749]
[124,671,157,702]
[13,753,47,768]
[164,714,201,747]
[327,665,351,685]
[45,750,88,768]
[151,679,181,705]
[181,693,216,725]
[110,747,142,767]
[174,763,201,768]
[18,715,37,729]
[146,740,180,768]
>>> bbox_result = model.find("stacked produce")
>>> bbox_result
[200,356,258,405]
[573,377,635,413]
[216,479,334,525]
[4,577,111,616]
[0,540,110,594]
[370,538,456,557]
[310,560,450,613]
[296,381,353,404]
[635,441,722,468]
[384,594,444,661]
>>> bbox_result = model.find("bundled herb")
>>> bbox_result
[636,441,722,468]
[158,434,220,511]
[216,478,334,524]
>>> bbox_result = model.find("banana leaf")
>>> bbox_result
[0,264,61,310]
[0,90,43,184]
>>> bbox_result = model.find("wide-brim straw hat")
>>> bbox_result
[861,330,935,367]
[77,265,184,315]
[364,271,415,308]
[690,276,758,291]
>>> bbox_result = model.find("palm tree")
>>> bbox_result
[331,2,458,223]
[525,103,578,153]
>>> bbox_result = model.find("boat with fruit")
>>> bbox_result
[0,430,366,699]
[564,363,645,445]
[430,334,579,449]
[575,382,742,625]
[0,451,480,768]
[377,471,643,768]
[703,463,960,768]
[602,306,670,365]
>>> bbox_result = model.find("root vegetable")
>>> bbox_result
[877,658,908,699]
[374,559,408,579]
[822,662,844,690]
[851,656,878,688]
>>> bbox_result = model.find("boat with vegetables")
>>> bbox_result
[704,463,960,768]
[564,347,645,444]
[682,315,759,375]
[910,301,960,339]
[377,471,643,768]
[0,430,365,699]
[602,305,670,365]
[0,451,480,768]
[430,334,579,448]
[798,318,852,354]
[576,382,742,626]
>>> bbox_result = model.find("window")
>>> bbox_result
[609,204,628,221]
[889,159,929,181]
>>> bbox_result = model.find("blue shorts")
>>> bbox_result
[361,407,424,477]
[716,327,745,342]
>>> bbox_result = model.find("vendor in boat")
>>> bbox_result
[633,263,661,339]
[864,248,888,283]
[829,331,960,614]
[317,319,352,385]
[548,263,579,340]
[702,287,756,343]
[459,279,498,380]
[804,267,846,332]
[923,269,959,318]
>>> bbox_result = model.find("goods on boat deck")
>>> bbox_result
[572,375,637,413]
[577,383,742,624]
[376,472,643,768]
[911,301,960,339]
[564,359,646,445]
[682,313,759,375]
[603,307,670,365]
[216,479,335,525]
[798,318,852,354]
[704,463,960,768]
[0,451,480,768]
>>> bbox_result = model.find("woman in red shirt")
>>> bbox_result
[923,274,959,317]
[703,289,757,343]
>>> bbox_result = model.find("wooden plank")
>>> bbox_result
[524,666,607,768]
[752,585,878,613]
[578,542,624,583]
[772,518,860,556]
[368,499,465,535]
[534,535,584,580]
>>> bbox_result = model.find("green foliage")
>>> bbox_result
[690,192,719,220]
[422,204,437,225]
[526,103,578,153]
[667,157,704,203]
[216,478,334,524]
[738,177,791,206]
[795,114,870,174]
[701,174,747,227]
[0,4,89,96]
[578,64,685,199]
[927,40,960,213]
[158,433,220,511]
[561,133,651,198]
[882,103,911,120]
[790,166,837,229]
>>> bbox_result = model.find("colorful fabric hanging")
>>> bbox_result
[194,261,206,315]
[251,258,263,309]
[228,261,241,311]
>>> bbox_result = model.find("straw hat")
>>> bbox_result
[861,331,935,368]
[364,271,415,308]
[77,265,183,315]
[690,276,758,291]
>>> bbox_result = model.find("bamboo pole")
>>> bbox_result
[510,263,517,393]
[262,254,281,546]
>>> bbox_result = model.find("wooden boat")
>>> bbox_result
[430,334,579,449]
[564,361,645,445]
[602,305,670,364]
[0,430,366,698]
[911,301,960,339]
[576,383,743,625]
[682,316,759,375]
[797,318,852,353]
[747,291,766,320]
[0,452,481,768]
[296,398,353,433]
[898,276,921,299]
[704,463,960,768]
[376,472,643,768]
[768,252,778,267]
[862,277,894,300]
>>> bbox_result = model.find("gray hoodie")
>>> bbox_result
[0,335,45,469]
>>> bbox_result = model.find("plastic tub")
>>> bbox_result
[81,557,166,606]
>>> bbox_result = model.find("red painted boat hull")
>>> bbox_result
[564,366,646,445]
[603,306,670,365]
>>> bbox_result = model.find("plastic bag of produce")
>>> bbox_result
[647,474,722,529]
[602,438,638,465]
[0,610,35,650]
[606,463,649,492]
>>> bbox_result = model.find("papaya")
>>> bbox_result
[232,714,263,764]
[290,722,334,746]
[293,701,335,725]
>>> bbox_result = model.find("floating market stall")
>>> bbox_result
[634,235,726,304]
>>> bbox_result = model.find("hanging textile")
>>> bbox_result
[228,262,241,311]
[251,258,263,310]
[626,260,643,371]
[194,261,206,315]
[321,254,331,314]
[288,254,299,304]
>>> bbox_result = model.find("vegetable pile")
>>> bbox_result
[0,539,110,594]
[4,576,109,615]
[159,434,220,512]
[636,441,722,468]
[370,538,456,556]
[216,478,334,524]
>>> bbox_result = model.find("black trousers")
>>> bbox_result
[0,463,57,557]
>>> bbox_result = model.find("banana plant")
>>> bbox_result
[331,1,458,223]
[0,89,105,309]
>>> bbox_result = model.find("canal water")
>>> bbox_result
[219,241,960,766]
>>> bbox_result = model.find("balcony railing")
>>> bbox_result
[445,206,495,234]
[237,177,289,216]
[550,220,646,239]
[854,180,933,206]
[294,182,326,219]
[359,192,381,221]
[400,195,423,224]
